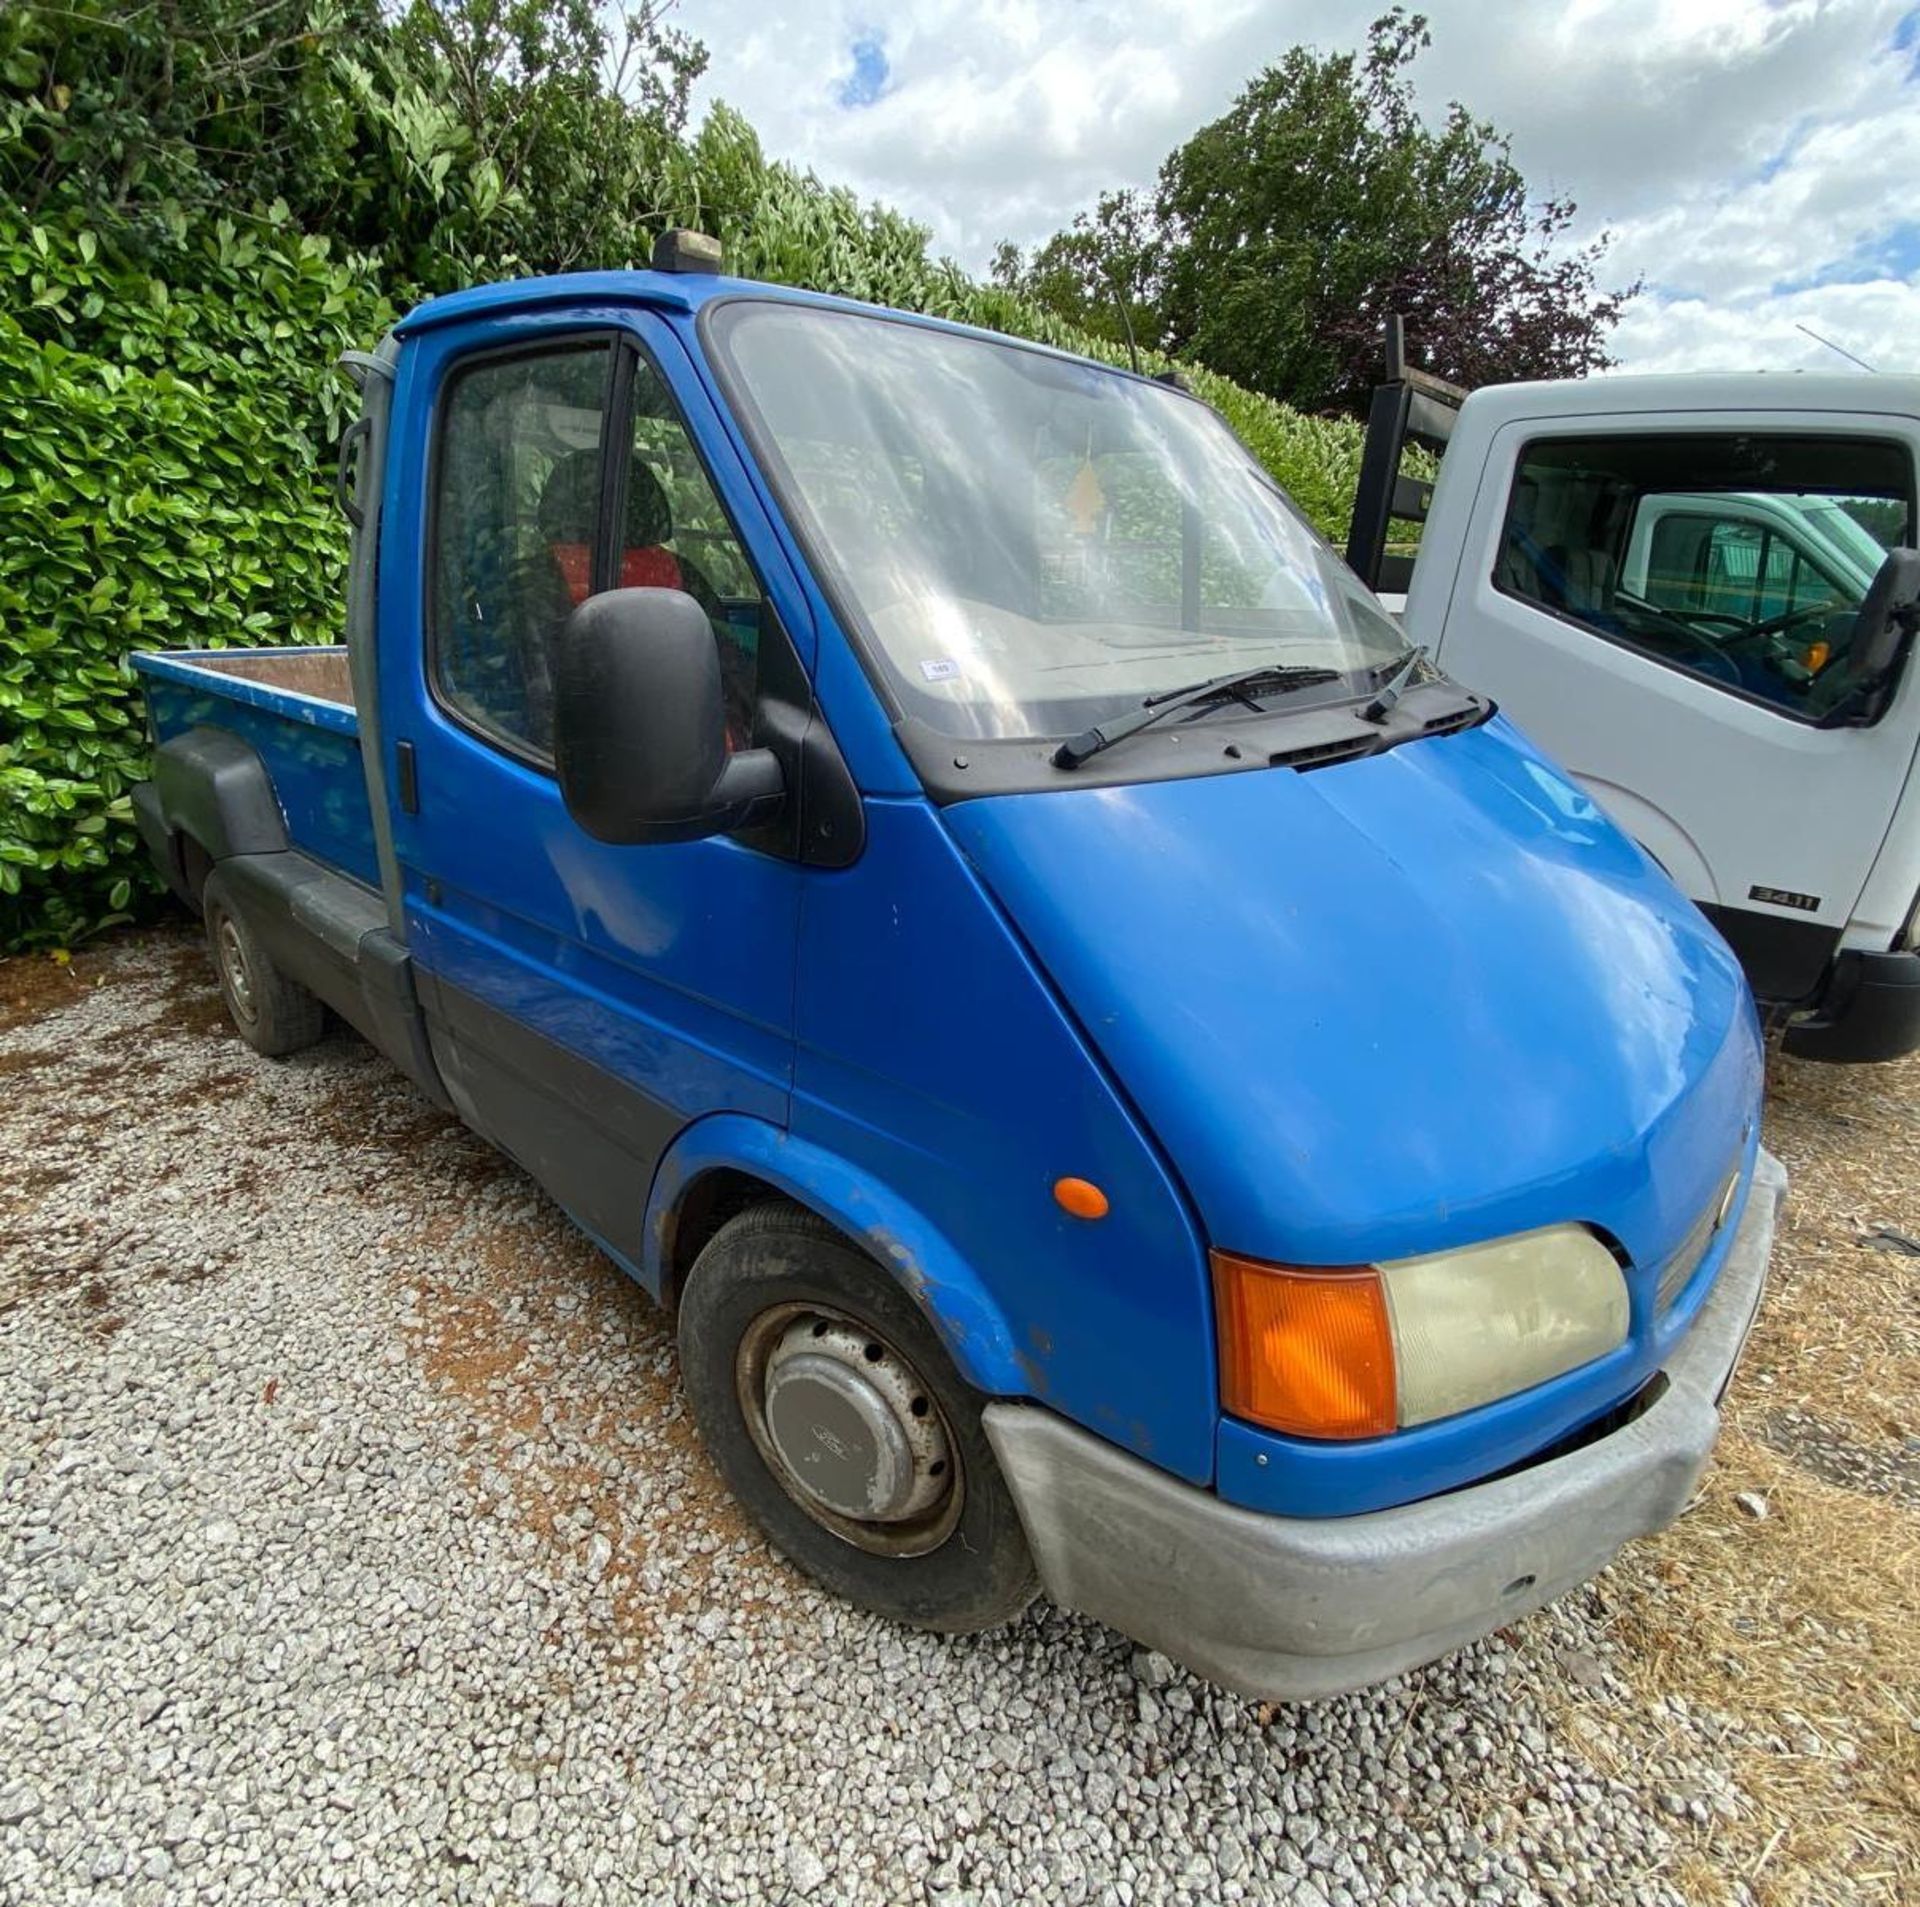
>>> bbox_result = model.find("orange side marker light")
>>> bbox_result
[1053,1177,1111,1220]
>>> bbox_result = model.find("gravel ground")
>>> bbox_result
[0,924,1898,1906]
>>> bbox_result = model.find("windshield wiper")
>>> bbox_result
[1358,645,1427,722]
[1053,664,1341,768]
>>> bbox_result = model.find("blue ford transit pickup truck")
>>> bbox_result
[131,234,1784,1700]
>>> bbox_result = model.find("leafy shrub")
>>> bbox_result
[0,209,389,948]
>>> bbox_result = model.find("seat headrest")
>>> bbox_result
[537,449,602,542]
[623,460,673,547]
[537,449,675,547]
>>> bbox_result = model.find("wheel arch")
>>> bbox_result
[1569,771,1719,905]
[140,726,292,910]
[644,1114,1028,1400]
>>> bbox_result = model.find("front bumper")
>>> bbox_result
[1783,948,1920,1064]
[984,1148,1785,1702]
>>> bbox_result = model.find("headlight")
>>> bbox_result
[1212,1225,1629,1439]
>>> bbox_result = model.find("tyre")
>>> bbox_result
[202,869,327,1057]
[677,1203,1040,1634]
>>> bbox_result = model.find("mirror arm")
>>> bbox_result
[615,749,786,843]
[714,747,784,808]
[701,747,786,833]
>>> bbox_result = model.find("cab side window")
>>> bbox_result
[432,342,767,760]
[1641,513,1843,627]
[1495,433,1912,720]
[432,344,612,757]
[623,360,765,745]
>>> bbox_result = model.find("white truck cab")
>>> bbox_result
[1349,335,1920,1062]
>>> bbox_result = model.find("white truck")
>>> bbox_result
[1347,326,1920,1062]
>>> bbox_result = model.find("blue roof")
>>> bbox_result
[397,268,924,336]
[387,268,1123,379]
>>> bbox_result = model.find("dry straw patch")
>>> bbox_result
[1574,1047,1920,1906]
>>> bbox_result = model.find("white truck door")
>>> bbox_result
[1424,409,1920,1007]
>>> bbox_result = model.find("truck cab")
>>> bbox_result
[1349,341,1920,1062]
[131,245,1781,1700]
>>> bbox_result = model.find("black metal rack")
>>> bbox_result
[1344,315,1470,594]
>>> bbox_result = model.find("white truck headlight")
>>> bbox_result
[1213,1224,1630,1438]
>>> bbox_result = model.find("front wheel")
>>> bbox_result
[676,1204,1039,1633]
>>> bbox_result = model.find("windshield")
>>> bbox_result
[711,302,1403,741]
[1794,496,1899,577]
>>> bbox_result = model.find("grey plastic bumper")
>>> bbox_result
[985,1149,1786,1703]
[1783,948,1920,1064]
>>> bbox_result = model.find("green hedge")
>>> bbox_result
[0,209,389,948]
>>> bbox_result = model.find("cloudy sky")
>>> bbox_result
[671,0,1920,377]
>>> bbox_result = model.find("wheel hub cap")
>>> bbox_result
[218,919,256,1023]
[761,1315,950,1523]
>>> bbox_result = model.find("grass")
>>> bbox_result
[1559,1044,1920,1906]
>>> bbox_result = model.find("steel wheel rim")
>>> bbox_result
[734,1300,964,1558]
[216,917,257,1026]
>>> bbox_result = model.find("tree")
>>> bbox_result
[0,0,709,292]
[346,1,710,288]
[990,189,1161,361]
[997,10,1637,415]
[0,0,387,225]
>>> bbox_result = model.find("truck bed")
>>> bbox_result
[130,644,451,1107]
[131,646,377,888]
[163,647,357,709]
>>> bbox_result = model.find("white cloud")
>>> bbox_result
[1608,274,1920,375]
[674,0,1920,376]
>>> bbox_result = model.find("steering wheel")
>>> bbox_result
[1700,601,1843,695]
[1613,594,1743,682]
[1737,599,1839,645]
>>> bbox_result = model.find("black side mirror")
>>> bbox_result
[1828,547,1920,726]
[551,587,784,844]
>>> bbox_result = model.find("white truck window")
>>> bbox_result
[1495,434,1911,721]
[1640,513,1842,626]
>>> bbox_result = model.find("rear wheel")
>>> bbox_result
[677,1203,1038,1633]
[202,870,327,1057]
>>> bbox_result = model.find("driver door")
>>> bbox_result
[1435,413,1920,1002]
[377,310,808,1270]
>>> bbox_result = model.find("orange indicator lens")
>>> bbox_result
[1210,1252,1396,1438]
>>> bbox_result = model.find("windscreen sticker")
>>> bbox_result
[919,657,963,683]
